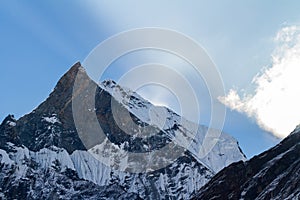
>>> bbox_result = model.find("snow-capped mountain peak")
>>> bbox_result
[0,62,245,199]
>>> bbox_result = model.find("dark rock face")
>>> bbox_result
[14,62,87,153]
[0,115,20,148]
[192,128,300,200]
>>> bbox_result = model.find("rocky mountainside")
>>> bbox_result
[192,126,300,200]
[0,62,245,199]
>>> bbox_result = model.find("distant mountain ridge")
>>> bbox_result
[0,62,245,199]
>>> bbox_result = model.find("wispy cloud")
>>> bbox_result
[219,26,300,138]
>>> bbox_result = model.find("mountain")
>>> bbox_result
[192,126,300,200]
[0,62,245,199]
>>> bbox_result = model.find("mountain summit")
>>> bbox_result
[0,62,245,199]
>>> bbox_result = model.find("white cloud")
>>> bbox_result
[219,26,300,138]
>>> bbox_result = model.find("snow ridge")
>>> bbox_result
[100,80,246,173]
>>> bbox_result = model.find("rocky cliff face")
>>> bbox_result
[0,62,245,199]
[192,126,300,200]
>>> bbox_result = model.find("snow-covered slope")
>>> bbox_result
[0,142,140,199]
[100,79,246,173]
[71,149,213,199]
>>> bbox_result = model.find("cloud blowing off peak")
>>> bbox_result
[219,26,300,138]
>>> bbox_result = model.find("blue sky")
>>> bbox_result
[1,1,300,158]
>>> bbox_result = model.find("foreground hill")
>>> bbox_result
[193,126,300,199]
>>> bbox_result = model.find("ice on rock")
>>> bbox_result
[34,146,75,171]
[0,149,14,165]
[6,121,16,127]
[71,150,112,185]
[1,144,75,180]
[42,114,61,124]
[291,124,300,135]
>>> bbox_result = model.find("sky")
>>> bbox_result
[1,1,300,158]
